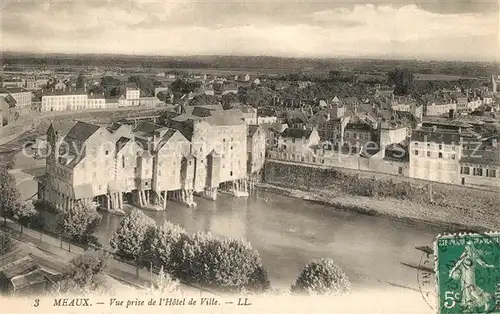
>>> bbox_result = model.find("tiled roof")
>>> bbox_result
[460,143,500,166]
[248,125,260,137]
[239,106,256,114]
[2,95,17,108]
[64,121,101,142]
[49,120,78,137]
[41,90,87,96]
[411,128,462,145]
[115,137,131,153]
[204,109,245,126]
[0,87,29,94]
[345,122,372,132]
[0,248,39,280]
[133,121,161,134]
[280,128,313,139]
[11,269,46,290]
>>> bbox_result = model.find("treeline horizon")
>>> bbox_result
[1,52,498,78]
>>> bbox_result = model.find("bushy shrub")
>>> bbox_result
[56,249,111,295]
[291,259,351,296]
[139,221,186,270]
[0,232,13,255]
[110,209,155,261]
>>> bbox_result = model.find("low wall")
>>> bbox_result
[264,160,499,212]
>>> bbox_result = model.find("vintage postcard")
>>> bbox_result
[0,0,499,313]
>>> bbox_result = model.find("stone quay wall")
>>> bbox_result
[263,159,499,214]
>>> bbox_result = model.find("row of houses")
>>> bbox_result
[39,85,160,112]
[267,114,499,191]
[38,106,267,212]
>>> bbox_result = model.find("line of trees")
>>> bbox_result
[109,209,351,295]
[110,209,270,293]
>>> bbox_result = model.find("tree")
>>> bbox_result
[171,232,271,293]
[388,69,414,96]
[291,259,351,296]
[221,93,240,110]
[57,202,101,249]
[76,73,85,89]
[12,201,37,233]
[99,76,122,97]
[128,75,155,97]
[0,232,13,255]
[156,91,172,103]
[110,209,155,261]
[139,221,185,270]
[0,166,21,224]
[170,79,202,95]
[188,94,219,107]
[55,249,111,295]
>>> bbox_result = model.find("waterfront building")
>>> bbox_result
[260,123,288,150]
[379,122,409,152]
[459,136,499,191]
[247,125,266,177]
[277,127,320,157]
[38,109,255,211]
[343,122,375,153]
[409,126,462,184]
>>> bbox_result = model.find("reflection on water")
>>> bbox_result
[95,189,444,290]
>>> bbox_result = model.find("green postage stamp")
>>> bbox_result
[435,232,500,314]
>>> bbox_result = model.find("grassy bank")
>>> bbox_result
[256,183,496,232]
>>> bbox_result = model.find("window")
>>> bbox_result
[105,150,109,155]
[223,138,226,142]
[230,146,233,150]
[451,154,456,160]
[473,168,483,176]
[398,167,403,175]
[122,156,125,168]
[439,144,442,150]
[438,153,443,158]
[488,169,497,178]
[145,182,148,186]
[427,151,431,157]
[415,150,419,155]
[427,143,430,147]
[230,171,233,176]
[189,161,192,165]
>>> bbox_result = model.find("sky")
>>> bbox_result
[1,0,499,61]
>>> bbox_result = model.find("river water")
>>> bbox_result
[95,189,446,292]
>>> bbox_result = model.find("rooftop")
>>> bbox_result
[280,128,314,139]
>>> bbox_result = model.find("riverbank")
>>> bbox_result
[256,183,496,232]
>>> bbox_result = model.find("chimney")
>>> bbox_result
[449,109,455,119]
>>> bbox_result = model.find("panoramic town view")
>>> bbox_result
[0,1,499,313]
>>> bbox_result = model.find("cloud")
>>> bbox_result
[1,1,498,61]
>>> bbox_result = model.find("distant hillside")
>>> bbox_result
[1,52,498,78]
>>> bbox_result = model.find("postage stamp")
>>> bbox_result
[434,232,500,314]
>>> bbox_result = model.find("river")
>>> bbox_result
[95,189,446,292]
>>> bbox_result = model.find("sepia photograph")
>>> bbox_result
[0,0,499,313]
